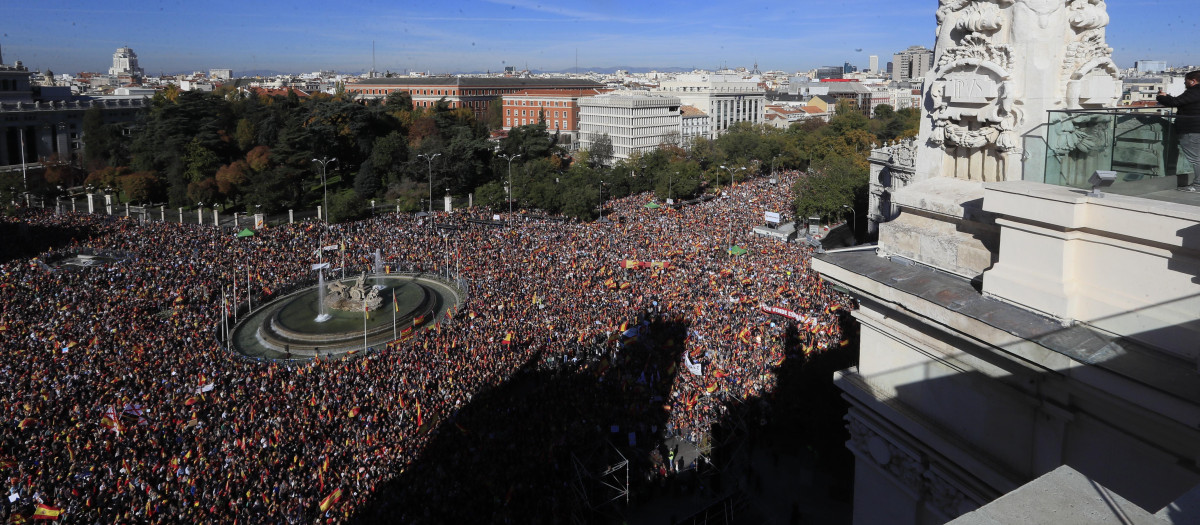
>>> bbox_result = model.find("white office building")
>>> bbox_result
[892,45,933,82]
[655,74,765,137]
[108,47,144,78]
[578,92,681,162]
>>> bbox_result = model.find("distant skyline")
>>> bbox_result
[2,0,1198,76]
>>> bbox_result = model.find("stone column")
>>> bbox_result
[104,194,113,215]
[0,126,9,166]
[288,209,293,223]
[36,125,52,161]
[213,209,219,226]
[55,125,69,159]
[160,205,165,222]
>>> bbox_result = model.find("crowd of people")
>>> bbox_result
[0,171,854,523]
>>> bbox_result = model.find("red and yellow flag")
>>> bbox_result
[319,488,343,512]
[32,504,62,520]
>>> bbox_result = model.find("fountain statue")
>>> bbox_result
[324,272,384,312]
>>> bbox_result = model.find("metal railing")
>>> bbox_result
[1044,107,1190,196]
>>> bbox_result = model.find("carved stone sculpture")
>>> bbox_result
[324,272,385,312]
[911,0,1121,183]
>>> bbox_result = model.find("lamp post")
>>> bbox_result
[718,165,745,255]
[498,154,520,217]
[311,157,337,224]
[598,179,605,217]
[842,204,856,244]
[417,153,441,214]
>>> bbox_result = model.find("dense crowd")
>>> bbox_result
[0,171,854,523]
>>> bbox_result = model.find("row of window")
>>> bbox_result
[510,99,570,107]
[505,109,572,118]
[353,87,524,96]
[506,118,568,129]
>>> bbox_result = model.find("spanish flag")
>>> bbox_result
[18,418,36,430]
[319,488,343,512]
[393,293,399,313]
[502,332,514,345]
[32,504,62,520]
[737,327,752,344]
[347,406,361,418]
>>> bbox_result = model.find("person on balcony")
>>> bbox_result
[1158,71,1200,192]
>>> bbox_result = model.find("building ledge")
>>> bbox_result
[814,250,1200,408]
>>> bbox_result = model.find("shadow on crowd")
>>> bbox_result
[354,314,691,524]
[0,212,101,263]
[667,310,860,525]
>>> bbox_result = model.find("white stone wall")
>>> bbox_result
[579,93,682,161]
[913,1,1122,183]
[656,74,765,136]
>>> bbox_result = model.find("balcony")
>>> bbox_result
[1044,107,1196,204]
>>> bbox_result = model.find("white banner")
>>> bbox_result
[683,354,702,376]
[765,211,781,223]
[312,263,331,270]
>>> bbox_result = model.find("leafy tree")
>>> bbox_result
[385,90,413,111]
[117,171,163,203]
[792,154,867,222]
[81,106,129,169]
[353,157,381,198]
[587,134,613,168]
[873,104,895,121]
[328,188,369,223]
[215,161,248,196]
[235,118,256,151]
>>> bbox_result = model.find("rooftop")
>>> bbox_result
[350,77,603,88]
[814,249,1200,405]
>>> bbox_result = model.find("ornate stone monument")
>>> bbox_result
[915,0,1121,183]
[324,272,384,312]
[870,0,1122,278]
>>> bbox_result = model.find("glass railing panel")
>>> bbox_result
[1046,111,1116,189]
[1045,108,1181,196]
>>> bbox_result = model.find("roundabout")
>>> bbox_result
[227,272,463,360]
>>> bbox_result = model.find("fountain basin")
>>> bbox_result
[228,274,460,360]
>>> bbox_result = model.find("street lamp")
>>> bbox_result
[842,204,856,243]
[598,179,605,217]
[498,154,520,217]
[311,157,337,224]
[417,153,441,214]
[718,165,746,255]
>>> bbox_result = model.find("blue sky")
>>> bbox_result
[2,0,1197,75]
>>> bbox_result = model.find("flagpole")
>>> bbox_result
[246,266,252,312]
[393,296,397,340]
[232,279,238,322]
[222,289,228,345]
[364,302,369,352]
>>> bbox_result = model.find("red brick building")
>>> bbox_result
[501,88,610,145]
[344,77,604,122]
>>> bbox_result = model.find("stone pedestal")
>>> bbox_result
[877,178,999,280]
